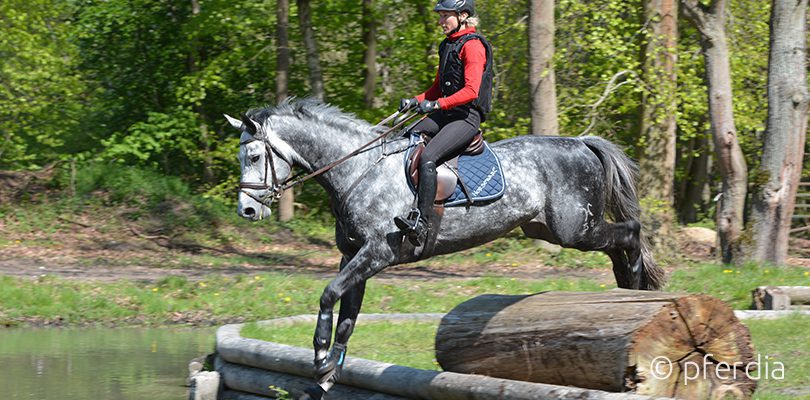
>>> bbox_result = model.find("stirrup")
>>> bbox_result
[394,208,421,232]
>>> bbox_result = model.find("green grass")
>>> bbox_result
[745,315,810,399]
[242,316,810,400]
[242,321,441,370]
[0,262,808,327]
[0,273,609,327]
[667,263,810,309]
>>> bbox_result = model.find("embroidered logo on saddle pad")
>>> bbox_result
[404,133,506,207]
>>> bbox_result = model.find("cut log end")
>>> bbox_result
[435,290,757,399]
[630,295,756,398]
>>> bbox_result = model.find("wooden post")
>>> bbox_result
[752,286,810,310]
[435,290,757,399]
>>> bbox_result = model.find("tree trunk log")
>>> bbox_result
[681,0,749,264]
[747,0,809,264]
[752,286,810,310]
[637,0,679,249]
[435,290,757,399]
[528,0,558,136]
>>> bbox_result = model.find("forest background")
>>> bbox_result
[1,0,808,265]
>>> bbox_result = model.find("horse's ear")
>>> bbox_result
[294,102,312,119]
[240,114,261,136]
[224,114,243,131]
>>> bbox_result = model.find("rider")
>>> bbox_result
[394,0,493,248]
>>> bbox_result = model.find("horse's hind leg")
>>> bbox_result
[595,220,643,289]
[526,217,643,289]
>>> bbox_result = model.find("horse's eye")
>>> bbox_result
[250,155,261,164]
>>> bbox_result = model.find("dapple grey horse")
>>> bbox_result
[225,99,665,399]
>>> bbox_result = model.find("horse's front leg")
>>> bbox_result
[302,250,383,399]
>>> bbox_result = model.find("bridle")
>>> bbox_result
[238,134,290,207]
[238,110,421,208]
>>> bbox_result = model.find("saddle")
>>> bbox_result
[407,131,485,203]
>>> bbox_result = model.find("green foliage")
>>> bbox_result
[0,0,88,168]
[0,0,798,225]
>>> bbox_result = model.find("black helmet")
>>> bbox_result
[434,0,475,16]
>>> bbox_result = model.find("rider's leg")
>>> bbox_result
[399,112,481,246]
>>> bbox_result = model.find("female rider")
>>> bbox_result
[394,0,493,249]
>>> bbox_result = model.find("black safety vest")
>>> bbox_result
[438,32,493,119]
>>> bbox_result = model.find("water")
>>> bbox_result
[0,327,215,400]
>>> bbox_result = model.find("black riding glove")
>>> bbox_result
[399,97,418,112]
[417,100,440,114]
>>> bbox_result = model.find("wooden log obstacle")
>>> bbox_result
[192,290,762,399]
[208,313,665,400]
[435,290,757,399]
[752,286,810,311]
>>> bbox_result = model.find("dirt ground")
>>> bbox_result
[1,218,809,284]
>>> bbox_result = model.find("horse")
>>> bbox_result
[225,99,665,399]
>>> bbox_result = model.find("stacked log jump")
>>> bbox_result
[209,313,657,400]
[193,290,759,399]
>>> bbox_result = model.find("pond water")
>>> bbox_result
[0,327,215,400]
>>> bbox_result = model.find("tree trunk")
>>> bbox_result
[681,0,748,264]
[747,0,809,264]
[638,0,679,247]
[297,0,325,101]
[676,131,710,224]
[416,1,437,78]
[362,0,377,108]
[436,291,757,399]
[276,0,294,222]
[528,0,558,136]
[189,0,214,184]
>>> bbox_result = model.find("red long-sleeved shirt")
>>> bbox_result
[415,27,486,110]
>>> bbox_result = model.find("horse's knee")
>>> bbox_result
[320,284,340,310]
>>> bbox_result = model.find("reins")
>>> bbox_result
[240,110,423,204]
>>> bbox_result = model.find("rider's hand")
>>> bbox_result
[399,98,418,112]
[417,99,440,114]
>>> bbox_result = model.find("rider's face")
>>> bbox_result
[438,11,460,35]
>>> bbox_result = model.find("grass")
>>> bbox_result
[667,263,810,309]
[242,316,810,400]
[242,321,441,371]
[0,273,610,327]
[0,258,808,327]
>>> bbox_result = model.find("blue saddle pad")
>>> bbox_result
[404,133,506,207]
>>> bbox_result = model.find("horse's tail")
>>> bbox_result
[581,136,666,290]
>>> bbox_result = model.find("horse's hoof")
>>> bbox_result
[299,386,326,400]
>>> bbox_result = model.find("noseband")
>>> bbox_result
[239,135,289,207]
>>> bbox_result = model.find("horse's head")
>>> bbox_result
[225,113,295,221]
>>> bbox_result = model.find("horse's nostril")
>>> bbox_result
[244,207,256,217]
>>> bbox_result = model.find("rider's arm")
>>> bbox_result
[436,39,486,110]
[415,74,442,102]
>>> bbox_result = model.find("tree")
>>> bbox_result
[681,0,748,263]
[297,0,325,101]
[747,0,809,264]
[0,0,86,168]
[637,0,679,246]
[528,0,558,136]
[362,0,378,108]
[276,0,295,222]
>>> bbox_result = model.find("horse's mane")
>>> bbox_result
[247,98,383,135]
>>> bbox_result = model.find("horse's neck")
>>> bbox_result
[278,116,378,196]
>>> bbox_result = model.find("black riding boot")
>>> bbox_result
[394,161,438,247]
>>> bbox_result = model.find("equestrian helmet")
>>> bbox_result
[433,0,475,16]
